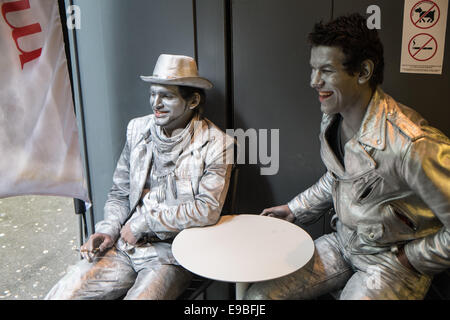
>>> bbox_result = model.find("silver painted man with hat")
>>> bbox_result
[46,54,234,299]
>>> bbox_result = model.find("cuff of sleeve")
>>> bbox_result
[129,213,151,240]
[404,242,426,276]
[287,197,302,217]
[94,221,120,243]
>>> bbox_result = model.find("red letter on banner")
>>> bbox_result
[1,0,43,69]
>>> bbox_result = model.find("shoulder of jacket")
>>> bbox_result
[385,98,427,141]
[203,118,235,146]
[126,114,153,141]
[128,114,152,129]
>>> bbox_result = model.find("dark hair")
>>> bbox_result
[308,13,384,90]
[178,85,206,115]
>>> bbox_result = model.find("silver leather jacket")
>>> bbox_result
[95,114,234,264]
[288,88,450,276]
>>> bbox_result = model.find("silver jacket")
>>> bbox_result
[95,114,234,264]
[288,88,450,276]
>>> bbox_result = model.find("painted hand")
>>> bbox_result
[120,222,138,246]
[261,204,295,223]
[80,233,114,262]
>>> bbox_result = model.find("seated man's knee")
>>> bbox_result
[244,283,275,300]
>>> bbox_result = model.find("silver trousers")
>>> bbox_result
[245,232,432,300]
[44,245,192,300]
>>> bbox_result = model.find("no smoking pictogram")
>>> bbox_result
[410,0,441,29]
[408,33,438,61]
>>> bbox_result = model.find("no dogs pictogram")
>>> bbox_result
[410,0,441,29]
[408,33,438,61]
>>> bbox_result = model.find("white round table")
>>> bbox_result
[172,214,315,299]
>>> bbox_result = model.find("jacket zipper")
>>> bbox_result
[332,176,340,218]
[390,203,418,231]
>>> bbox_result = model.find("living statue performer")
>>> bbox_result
[246,13,450,300]
[46,54,234,299]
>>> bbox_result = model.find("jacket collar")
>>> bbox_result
[320,87,388,178]
[321,87,389,151]
[184,116,211,153]
[139,114,210,163]
[356,88,388,150]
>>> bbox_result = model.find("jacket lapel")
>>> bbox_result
[177,117,210,162]
[343,139,377,177]
[320,115,346,177]
[346,88,387,178]
[130,135,153,211]
[357,89,387,152]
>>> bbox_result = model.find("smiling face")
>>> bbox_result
[309,46,363,116]
[150,84,195,134]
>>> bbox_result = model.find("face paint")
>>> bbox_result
[150,84,193,134]
[309,46,362,116]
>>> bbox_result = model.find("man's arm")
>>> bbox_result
[94,121,133,243]
[286,171,334,225]
[261,171,334,224]
[402,136,450,276]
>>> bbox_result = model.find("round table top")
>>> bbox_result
[172,214,315,283]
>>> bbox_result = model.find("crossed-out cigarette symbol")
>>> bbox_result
[408,33,438,61]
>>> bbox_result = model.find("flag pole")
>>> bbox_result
[60,0,95,240]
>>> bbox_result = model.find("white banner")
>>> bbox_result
[0,0,89,202]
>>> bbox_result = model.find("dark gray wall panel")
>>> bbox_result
[71,0,195,225]
[231,0,332,239]
[334,1,450,136]
[196,0,228,130]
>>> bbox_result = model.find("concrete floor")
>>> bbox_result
[0,195,80,300]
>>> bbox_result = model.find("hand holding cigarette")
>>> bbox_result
[79,233,114,262]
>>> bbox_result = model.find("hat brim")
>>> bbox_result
[140,76,213,89]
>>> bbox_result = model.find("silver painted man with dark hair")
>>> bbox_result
[46,54,234,299]
[246,14,450,300]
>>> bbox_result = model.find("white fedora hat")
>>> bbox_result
[140,54,213,89]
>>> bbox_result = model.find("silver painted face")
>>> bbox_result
[150,84,191,131]
[309,46,361,115]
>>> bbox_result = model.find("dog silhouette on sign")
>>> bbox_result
[415,7,436,23]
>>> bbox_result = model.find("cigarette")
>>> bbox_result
[76,248,99,253]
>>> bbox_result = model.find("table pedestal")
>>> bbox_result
[235,282,249,300]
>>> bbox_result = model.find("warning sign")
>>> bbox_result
[408,33,438,61]
[410,0,440,29]
[401,0,448,74]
